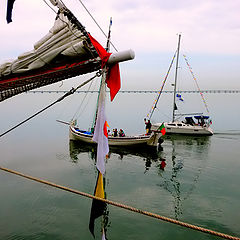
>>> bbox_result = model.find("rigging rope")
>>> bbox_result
[183,54,210,114]
[72,77,96,121]
[77,0,118,52]
[0,166,239,240]
[0,71,102,138]
[146,51,177,120]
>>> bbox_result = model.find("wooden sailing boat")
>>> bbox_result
[150,34,213,136]
[69,19,162,147]
[69,124,162,147]
[0,1,162,146]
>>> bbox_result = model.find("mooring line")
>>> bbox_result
[0,166,239,240]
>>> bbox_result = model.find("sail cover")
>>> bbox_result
[0,8,102,102]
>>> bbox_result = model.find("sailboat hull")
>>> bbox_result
[69,125,162,147]
[152,122,213,136]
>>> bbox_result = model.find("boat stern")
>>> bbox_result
[146,131,162,147]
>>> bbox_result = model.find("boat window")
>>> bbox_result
[177,124,182,126]
[168,123,176,126]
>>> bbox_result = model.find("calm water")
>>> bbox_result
[0,93,240,239]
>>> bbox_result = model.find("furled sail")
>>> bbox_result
[0,7,103,102]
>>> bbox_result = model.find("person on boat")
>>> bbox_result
[113,128,118,137]
[119,129,125,137]
[107,130,111,136]
[144,118,152,135]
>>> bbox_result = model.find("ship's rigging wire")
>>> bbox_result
[77,0,118,52]
[72,76,98,121]
[0,71,102,138]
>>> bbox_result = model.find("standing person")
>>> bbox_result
[144,118,152,135]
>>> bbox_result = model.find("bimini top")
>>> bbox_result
[194,115,210,119]
[0,8,103,102]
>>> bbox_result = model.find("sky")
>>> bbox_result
[0,0,240,91]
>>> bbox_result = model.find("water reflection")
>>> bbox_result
[89,171,110,239]
[69,140,166,237]
[159,135,211,220]
[69,140,165,173]
[69,136,211,221]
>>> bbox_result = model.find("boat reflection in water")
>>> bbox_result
[157,135,211,220]
[69,140,166,173]
[69,135,211,222]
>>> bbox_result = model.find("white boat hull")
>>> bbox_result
[152,121,213,136]
[69,125,162,147]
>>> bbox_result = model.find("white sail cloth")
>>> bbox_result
[0,12,90,77]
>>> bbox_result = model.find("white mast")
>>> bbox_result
[172,33,181,122]
[92,18,112,130]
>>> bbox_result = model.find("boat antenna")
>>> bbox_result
[172,33,181,122]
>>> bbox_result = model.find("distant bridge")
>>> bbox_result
[28,89,240,94]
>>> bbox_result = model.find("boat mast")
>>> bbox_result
[172,33,181,122]
[92,18,112,130]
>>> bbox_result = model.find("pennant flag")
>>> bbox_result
[6,0,16,23]
[89,172,106,238]
[158,123,166,136]
[93,84,109,175]
[106,63,120,101]
[88,34,121,101]
[105,121,110,128]
[88,34,111,68]
[176,93,184,101]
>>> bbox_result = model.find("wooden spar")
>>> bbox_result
[107,50,135,65]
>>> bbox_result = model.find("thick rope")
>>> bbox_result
[0,166,239,240]
[0,71,101,138]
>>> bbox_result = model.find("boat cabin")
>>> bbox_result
[194,115,210,126]
[185,117,195,126]
[183,115,210,126]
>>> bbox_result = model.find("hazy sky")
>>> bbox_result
[0,0,240,90]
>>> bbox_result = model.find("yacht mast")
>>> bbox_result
[172,34,181,122]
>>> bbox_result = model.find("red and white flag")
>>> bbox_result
[88,34,121,102]
[92,84,109,175]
